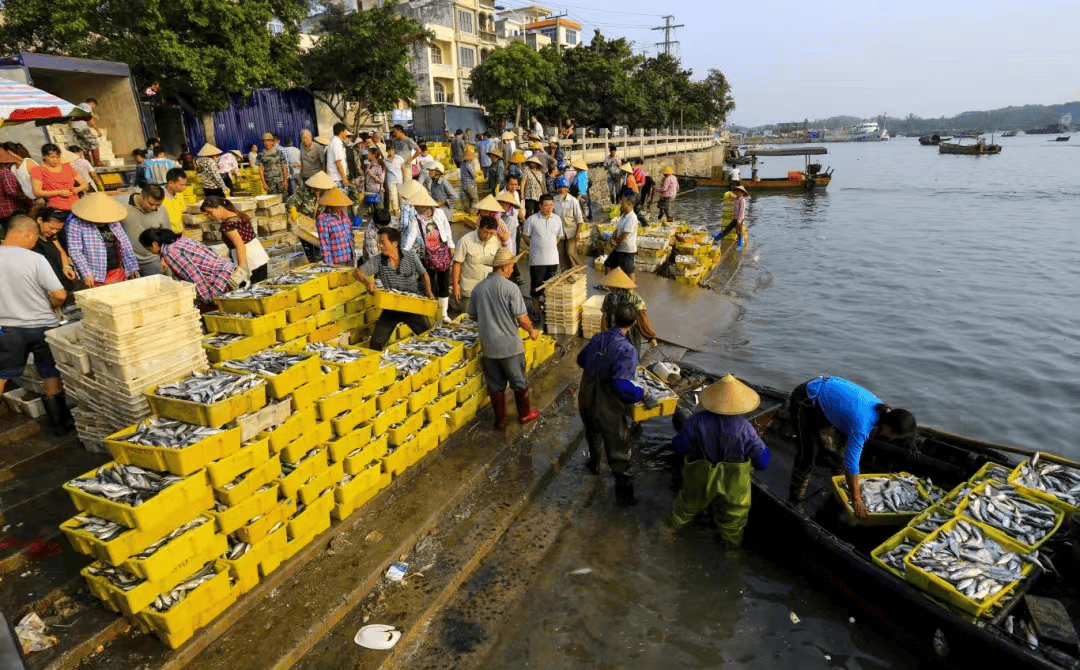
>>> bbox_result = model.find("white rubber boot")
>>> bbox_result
[438,297,450,323]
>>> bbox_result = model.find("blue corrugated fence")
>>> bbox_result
[183,88,319,154]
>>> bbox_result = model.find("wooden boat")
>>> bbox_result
[939,139,1002,155]
[681,147,833,192]
[666,365,1079,670]
[1055,136,1070,142]
[919,134,950,145]
[1002,130,1019,137]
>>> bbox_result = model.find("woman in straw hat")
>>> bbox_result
[506,150,526,188]
[31,143,89,211]
[395,179,426,259]
[138,227,236,305]
[66,192,140,287]
[730,185,748,251]
[195,143,227,197]
[459,147,479,214]
[522,156,545,217]
[286,169,340,263]
[485,147,505,194]
[200,195,269,283]
[409,189,455,322]
[665,374,769,547]
[569,157,592,220]
[315,187,356,266]
[600,268,657,349]
[619,161,639,204]
[657,165,679,222]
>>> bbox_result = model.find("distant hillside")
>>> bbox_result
[737,102,1080,134]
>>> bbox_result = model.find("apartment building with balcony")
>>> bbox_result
[496,5,581,51]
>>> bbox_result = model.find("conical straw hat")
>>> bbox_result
[318,187,354,207]
[72,192,128,224]
[475,194,502,212]
[0,149,19,164]
[620,163,634,174]
[699,374,760,415]
[571,158,588,171]
[601,268,635,290]
[305,171,335,190]
[407,190,437,208]
[502,130,516,140]
[313,135,330,146]
[197,143,221,157]
[495,190,520,207]
[487,247,523,267]
[662,165,674,174]
[509,151,526,164]
[398,179,422,200]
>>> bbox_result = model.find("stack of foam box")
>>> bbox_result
[543,273,587,336]
[582,295,605,339]
[252,194,288,239]
[53,276,207,452]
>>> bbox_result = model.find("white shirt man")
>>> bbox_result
[326,125,351,187]
[521,195,564,312]
[552,186,584,267]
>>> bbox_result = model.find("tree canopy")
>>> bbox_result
[300,1,429,134]
[0,0,308,111]
[466,40,558,131]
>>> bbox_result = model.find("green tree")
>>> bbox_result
[635,53,694,129]
[558,32,644,130]
[467,40,557,131]
[0,0,307,111]
[301,2,429,135]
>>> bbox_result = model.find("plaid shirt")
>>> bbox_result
[162,236,235,302]
[316,210,355,265]
[66,215,139,283]
[660,174,679,198]
[460,161,476,191]
[732,194,746,222]
[0,167,31,217]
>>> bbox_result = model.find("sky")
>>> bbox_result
[494,0,1080,126]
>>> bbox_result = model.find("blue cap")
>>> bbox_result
[555,176,568,189]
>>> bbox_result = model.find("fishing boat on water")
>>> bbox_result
[680,147,833,192]
[1055,136,1070,142]
[919,134,951,146]
[939,137,1002,155]
[665,365,1080,670]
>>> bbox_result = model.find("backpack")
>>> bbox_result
[423,222,452,271]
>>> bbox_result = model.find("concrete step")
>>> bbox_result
[69,343,585,670]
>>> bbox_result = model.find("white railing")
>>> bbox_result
[513,132,717,165]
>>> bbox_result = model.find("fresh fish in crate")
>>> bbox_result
[1014,452,1080,507]
[281,449,321,475]
[224,537,251,561]
[306,342,367,363]
[227,352,309,376]
[380,351,430,378]
[879,538,918,574]
[339,473,355,486]
[124,418,222,449]
[266,272,313,285]
[297,264,343,274]
[155,370,263,404]
[68,464,185,506]
[222,468,255,491]
[429,327,479,345]
[942,484,974,512]
[632,370,677,399]
[396,340,454,357]
[914,509,953,534]
[961,483,1058,546]
[131,517,210,560]
[150,562,218,612]
[86,563,144,591]
[841,476,930,514]
[204,333,246,348]
[455,316,480,329]
[908,519,1037,602]
[73,515,129,541]
[220,285,282,299]
[974,464,1013,484]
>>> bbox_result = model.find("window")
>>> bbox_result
[457,10,473,33]
[434,82,446,104]
[540,27,556,40]
[430,45,442,64]
[565,29,577,45]
[458,46,475,68]
[462,82,475,105]
[267,18,284,35]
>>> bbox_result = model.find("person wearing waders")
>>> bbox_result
[665,375,770,547]
[577,301,659,505]
[787,376,917,518]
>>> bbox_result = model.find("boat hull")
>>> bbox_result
[688,175,831,191]
[939,142,1002,155]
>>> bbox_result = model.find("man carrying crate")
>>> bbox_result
[354,227,434,351]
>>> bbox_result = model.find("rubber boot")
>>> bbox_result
[490,391,507,430]
[43,393,74,436]
[614,473,635,506]
[438,297,450,324]
[91,148,102,168]
[513,389,539,425]
[584,433,602,475]
[788,476,810,504]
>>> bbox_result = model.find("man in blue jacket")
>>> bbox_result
[577,301,658,504]
[665,375,769,547]
[787,376,916,517]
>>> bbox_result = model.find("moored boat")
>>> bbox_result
[1055,136,1070,142]
[683,147,834,192]
[939,138,1002,155]
[919,134,950,145]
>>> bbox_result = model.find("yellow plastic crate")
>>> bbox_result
[147,373,268,428]
[286,487,334,540]
[213,454,282,507]
[425,392,458,423]
[343,296,370,315]
[342,434,389,475]
[297,460,343,506]
[263,406,318,453]
[279,421,333,464]
[381,443,413,476]
[219,538,265,595]
[329,396,376,437]
[221,352,321,399]
[629,367,679,422]
[336,313,364,331]
[358,360,396,396]
[295,264,356,289]
[904,518,1036,618]
[83,555,218,618]
[216,288,298,315]
[456,374,484,404]
[273,336,309,353]
[321,282,364,310]
[311,346,380,386]
[870,527,923,580]
[956,480,1065,552]
[373,289,439,319]
[122,518,225,583]
[830,473,930,527]
[285,298,322,324]
[325,423,374,463]
[905,503,949,541]
[106,421,242,477]
[207,482,279,535]
[276,315,317,343]
[315,305,347,328]
[334,461,384,504]
[268,274,329,302]
[65,465,211,531]
[256,522,288,577]
[416,422,440,454]
[376,376,412,411]
[438,365,468,394]
[534,335,556,366]
[362,306,381,325]
[1008,463,1080,515]
[290,370,340,411]
[333,467,390,521]
[60,495,210,566]
[279,448,329,498]
[235,498,294,545]
[135,563,239,649]
[204,310,287,336]
[451,395,479,426]
[444,404,471,435]
[393,338,465,373]
[388,412,425,447]
[407,382,439,413]
[970,461,1013,486]
[371,399,407,436]
[317,384,365,421]
[464,357,482,377]
[202,331,277,364]
[309,322,342,343]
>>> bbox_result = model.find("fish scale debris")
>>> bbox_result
[842,476,930,514]
[880,539,918,574]
[150,562,218,612]
[131,517,209,560]
[306,342,368,363]
[123,418,222,449]
[227,352,309,376]
[204,333,246,348]
[155,370,263,404]
[1014,453,1080,507]
[68,464,184,506]
[960,483,1058,546]
[909,519,1035,602]
[73,515,129,541]
[220,285,282,299]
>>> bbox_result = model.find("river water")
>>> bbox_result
[484,135,1078,668]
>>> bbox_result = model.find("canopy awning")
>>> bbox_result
[0,77,91,125]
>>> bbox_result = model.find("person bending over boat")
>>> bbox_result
[787,376,916,518]
[666,375,769,547]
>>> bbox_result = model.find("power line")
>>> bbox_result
[651,15,683,58]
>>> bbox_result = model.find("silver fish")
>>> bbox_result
[454,316,480,329]
[297,264,345,274]
[86,563,144,591]
[339,473,355,486]
[879,539,918,574]
[267,272,316,285]
[123,418,222,449]
[1014,455,1080,507]
[842,476,930,514]
[68,464,184,506]
[131,517,210,560]
[428,327,480,345]
[395,340,455,357]
[908,519,1023,601]
[306,342,368,363]
[155,370,263,404]
[281,449,320,474]
[150,562,218,612]
[73,515,129,541]
[380,351,431,378]
[220,285,283,299]
[224,537,251,561]
[941,485,974,512]
[961,483,1058,546]
[226,352,309,376]
[204,333,246,348]
[632,370,677,400]
[914,509,952,534]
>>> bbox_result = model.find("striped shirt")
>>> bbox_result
[360,250,425,295]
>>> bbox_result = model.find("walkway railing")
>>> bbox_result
[550,132,718,166]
